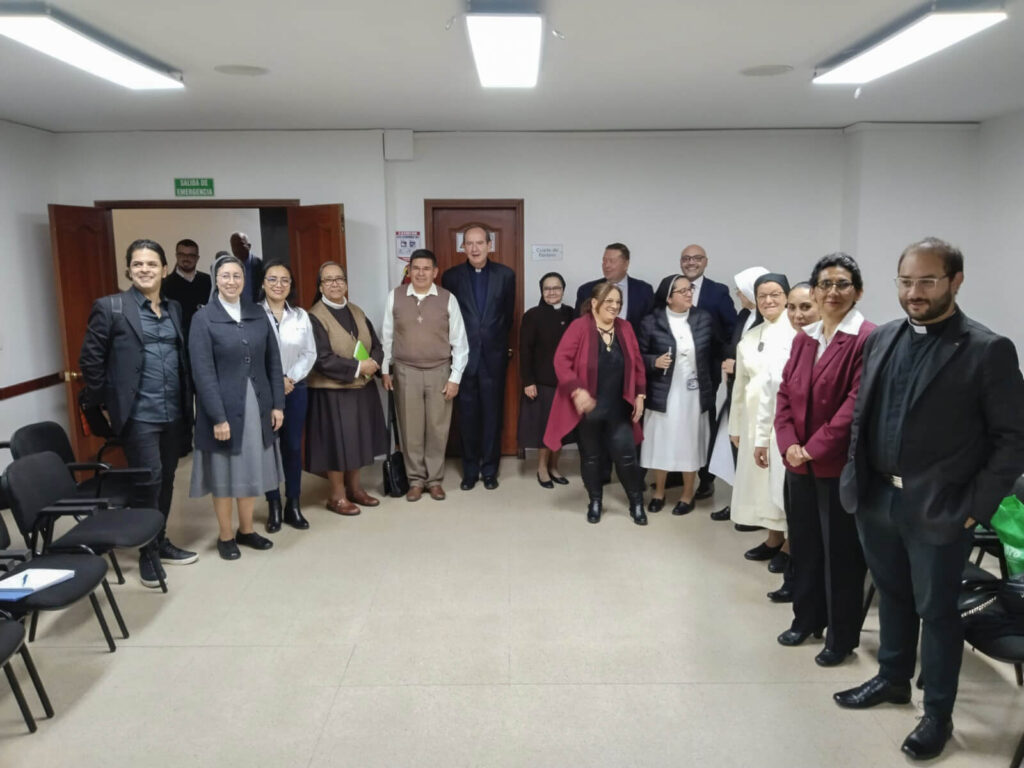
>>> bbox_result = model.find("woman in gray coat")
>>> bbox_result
[189,254,285,560]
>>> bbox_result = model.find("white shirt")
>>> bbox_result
[804,309,866,363]
[175,267,197,282]
[690,275,704,308]
[218,294,241,321]
[615,277,629,319]
[381,283,470,384]
[261,300,316,383]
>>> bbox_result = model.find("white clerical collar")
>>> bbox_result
[406,283,439,299]
[550,302,563,310]
[804,308,865,341]
[322,296,347,309]
[176,267,197,282]
[667,308,689,320]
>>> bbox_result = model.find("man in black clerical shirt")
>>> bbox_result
[230,230,264,303]
[161,238,211,339]
[837,237,1024,761]
[80,239,198,588]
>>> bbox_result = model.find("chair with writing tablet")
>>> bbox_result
[0,617,52,733]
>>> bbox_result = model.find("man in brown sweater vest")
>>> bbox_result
[382,250,469,501]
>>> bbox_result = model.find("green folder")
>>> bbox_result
[353,340,370,361]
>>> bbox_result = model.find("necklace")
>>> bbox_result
[596,325,615,351]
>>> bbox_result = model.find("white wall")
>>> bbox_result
[386,130,846,306]
[0,121,67,463]
[111,208,263,290]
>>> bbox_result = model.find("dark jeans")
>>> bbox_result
[266,383,308,502]
[785,469,866,653]
[577,414,644,501]
[856,480,974,718]
[456,365,506,480]
[120,418,184,550]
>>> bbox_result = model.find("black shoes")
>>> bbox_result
[710,506,731,521]
[777,628,823,646]
[586,499,602,524]
[266,497,283,533]
[628,495,648,526]
[815,648,854,667]
[901,715,953,760]
[767,584,793,603]
[236,530,273,551]
[768,550,790,573]
[549,473,569,485]
[833,675,912,709]
[460,477,477,490]
[283,498,309,529]
[672,500,694,516]
[648,497,665,513]
[139,551,166,589]
[745,542,782,561]
[734,523,762,532]
[217,539,241,560]
[537,473,554,489]
[159,538,198,565]
[483,476,499,490]
[694,480,714,500]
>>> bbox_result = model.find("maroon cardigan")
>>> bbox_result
[774,320,876,478]
[543,315,647,451]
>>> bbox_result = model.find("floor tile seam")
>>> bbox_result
[305,659,352,768]
[329,680,874,689]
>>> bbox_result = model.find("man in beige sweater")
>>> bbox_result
[382,249,469,501]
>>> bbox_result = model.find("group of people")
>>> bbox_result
[77,228,1024,762]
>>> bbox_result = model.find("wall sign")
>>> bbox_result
[174,178,215,197]
[531,243,563,261]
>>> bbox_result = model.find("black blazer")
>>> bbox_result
[188,298,285,455]
[79,290,193,438]
[695,276,737,364]
[637,306,715,414]
[441,260,516,377]
[574,275,655,335]
[840,310,1024,544]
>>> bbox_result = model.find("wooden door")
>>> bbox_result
[48,204,118,461]
[287,204,346,309]
[425,200,524,456]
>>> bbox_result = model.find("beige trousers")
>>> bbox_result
[392,361,452,488]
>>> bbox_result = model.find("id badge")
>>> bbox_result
[687,377,699,391]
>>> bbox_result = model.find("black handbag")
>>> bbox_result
[382,392,409,497]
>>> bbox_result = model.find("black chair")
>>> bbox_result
[0,513,117,652]
[0,617,52,733]
[5,422,149,585]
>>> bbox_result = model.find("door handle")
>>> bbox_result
[507,348,513,359]
[64,371,82,382]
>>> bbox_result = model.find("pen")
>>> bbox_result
[21,573,29,586]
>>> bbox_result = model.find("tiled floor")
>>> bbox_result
[1,456,1020,766]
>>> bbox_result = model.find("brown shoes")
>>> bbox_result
[326,497,360,516]
[406,486,424,502]
[348,489,380,507]
[428,485,446,501]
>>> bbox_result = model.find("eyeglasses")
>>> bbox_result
[217,274,243,282]
[894,276,949,291]
[671,287,694,296]
[542,286,563,293]
[265,277,291,286]
[321,276,347,285]
[757,291,785,301]
[816,279,854,292]
[680,255,706,263]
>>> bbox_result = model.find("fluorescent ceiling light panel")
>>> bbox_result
[814,11,1007,85]
[0,13,183,90]
[466,13,542,88]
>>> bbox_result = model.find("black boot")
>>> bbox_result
[283,498,310,530]
[628,493,648,526]
[266,497,283,533]
[587,497,602,524]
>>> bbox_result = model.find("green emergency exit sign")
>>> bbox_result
[174,178,215,197]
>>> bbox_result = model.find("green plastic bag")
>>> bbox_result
[991,494,1024,576]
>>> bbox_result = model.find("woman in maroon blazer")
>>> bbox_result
[545,281,647,525]
[774,253,876,667]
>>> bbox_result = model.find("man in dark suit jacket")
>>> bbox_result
[836,238,1024,761]
[574,242,654,336]
[441,226,516,489]
[79,239,198,588]
[680,244,737,499]
[230,231,264,303]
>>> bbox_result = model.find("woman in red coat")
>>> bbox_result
[774,253,876,667]
[545,281,648,524]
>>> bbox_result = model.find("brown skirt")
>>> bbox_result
[305,385,388,473]
[517,384,574,449]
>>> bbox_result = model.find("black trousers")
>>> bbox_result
[456,364,506,480]
[577,414,644,501]
[120,418,184,549]
[856,481,974,719]
[785,469,866,653]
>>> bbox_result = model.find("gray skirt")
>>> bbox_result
[190,382,283,499]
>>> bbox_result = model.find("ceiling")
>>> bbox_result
[1,0,1022,133]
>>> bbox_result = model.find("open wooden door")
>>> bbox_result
[425,200,524,456]
[287,204,346,309]
[48,204,118,461]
